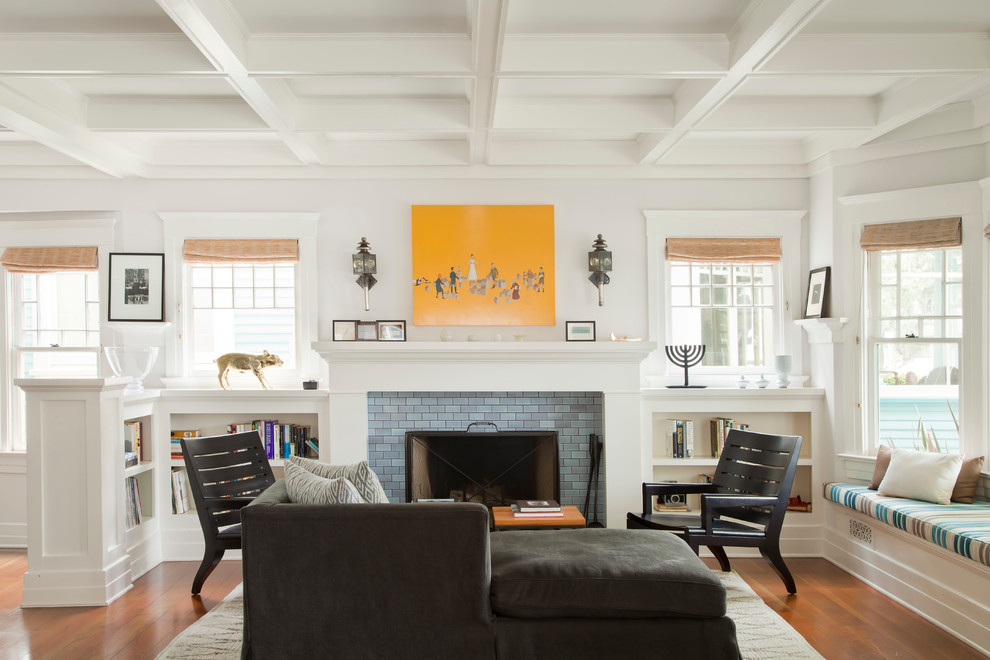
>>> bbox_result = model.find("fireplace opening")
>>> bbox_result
[405,430,559,505]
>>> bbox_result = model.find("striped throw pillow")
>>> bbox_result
[287,456,390,503]
[284,462,364,505]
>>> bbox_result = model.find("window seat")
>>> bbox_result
[824,483,990,568]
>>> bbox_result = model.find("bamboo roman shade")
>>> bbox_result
[860,217,961,252]
[0,246,98,273]
[183,239,299,264]
[665,237,781,263]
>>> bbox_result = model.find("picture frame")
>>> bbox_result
[377,320,406,342]
[356,321,378,341]
[804,266,831,319]
[108,253,165,322]
[565,321,596,342]
[332,320,358,341]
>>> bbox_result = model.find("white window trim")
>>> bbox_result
[837,181,985,459]
[160,213,320,388]
[644,210,805,385]
[0,212,116,452]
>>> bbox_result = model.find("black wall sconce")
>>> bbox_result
[587,234,612,306]
[352,237,377,311]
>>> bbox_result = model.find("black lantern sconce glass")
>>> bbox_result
[352,237,377,311]
[587,234,612,306]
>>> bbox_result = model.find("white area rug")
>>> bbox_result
[156,572,823,659]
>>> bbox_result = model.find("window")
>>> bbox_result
[1,242,103,452]
[868,248,961,452]
[644,211,803,382]
[668,261,776,367]
[162,214,319,383]
[665,236,782,370]
[188,262,296,371]
[862,217,963,453]
[12,271,101,378]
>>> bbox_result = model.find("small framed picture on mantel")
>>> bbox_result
[565,321,596,342]
[804,266,831,319]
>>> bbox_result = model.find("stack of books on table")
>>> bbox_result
[511,499,564,518]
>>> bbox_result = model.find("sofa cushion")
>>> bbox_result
[287,455,389,503]
[284,462,364,505]
[490,528,726,619]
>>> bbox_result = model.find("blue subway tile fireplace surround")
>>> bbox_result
[367,391,605,523]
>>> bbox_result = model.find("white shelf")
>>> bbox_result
[124,462,154,478]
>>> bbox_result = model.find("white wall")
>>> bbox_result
[0,176,807,546]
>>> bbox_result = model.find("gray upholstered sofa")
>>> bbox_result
[240,481,741,660]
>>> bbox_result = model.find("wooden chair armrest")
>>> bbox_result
[699,494,778,533]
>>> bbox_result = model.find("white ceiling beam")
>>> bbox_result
[494,98,673,131]
[317,140,469,167]
[0,80,145,177]
[662,141,806,166]
[152,140,304,166]
[295,99,470,132]
[87,98,269,131]
[638,0,833,164]
[468,0,506,164]
[863,74,990,144]
[249,36,472,75]
[699,97,874,130]
[489,139,638,166]
[0,35,214,75]
[500,35,727,75]
[760,34,990,75]
[155,0,322,165]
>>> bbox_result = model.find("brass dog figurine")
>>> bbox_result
[215,350,283,390]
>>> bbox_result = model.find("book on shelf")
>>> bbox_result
[515,499,561,512]
[125,477,143,528]
[124,451,138,469]
[666,419,694,458]
[227,420,312,460]
[124,420,142,461]
[171,429,199,460]
[509,504,565,518]
[709,418,749,458]
[653,502,691,513]
[171,468,191,514]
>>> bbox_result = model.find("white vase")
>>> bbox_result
[774,355,792,388]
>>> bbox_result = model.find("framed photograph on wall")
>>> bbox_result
[565,321,596,342]
[356,321,378,341]
[804,266,831,318]
[108,253,165,322]
[333,320,358,341]
[377,320,406,341]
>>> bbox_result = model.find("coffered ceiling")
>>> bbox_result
[1,0,990,179]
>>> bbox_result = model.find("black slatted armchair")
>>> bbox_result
[627,428,802,594]
[180,431,275,595]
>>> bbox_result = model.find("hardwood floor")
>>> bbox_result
[0,550,984,659]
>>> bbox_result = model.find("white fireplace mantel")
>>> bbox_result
[313,340,656,526]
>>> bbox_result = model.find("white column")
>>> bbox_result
[602,391,645,527]
[17,377,133,607]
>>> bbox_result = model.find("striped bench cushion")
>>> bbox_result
[824,483,990,568]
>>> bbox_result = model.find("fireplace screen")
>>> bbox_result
[405,430,559,505]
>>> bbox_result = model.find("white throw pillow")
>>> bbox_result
[284,462,364,505]
[877,448,963,505]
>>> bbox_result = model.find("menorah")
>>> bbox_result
[665,344,707,388]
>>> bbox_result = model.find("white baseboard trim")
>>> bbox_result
[0,522,27,548]
[823,505,990,656]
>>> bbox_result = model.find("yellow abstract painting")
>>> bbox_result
[412,205,555,326]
